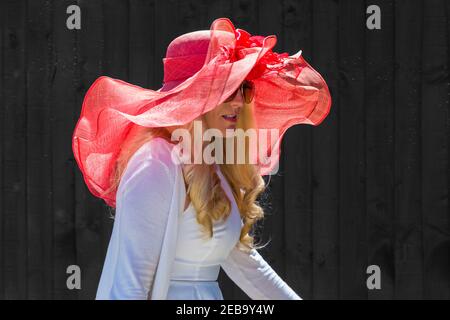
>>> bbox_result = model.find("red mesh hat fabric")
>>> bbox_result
[72,17,332,208]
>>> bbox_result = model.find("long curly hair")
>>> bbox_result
[105,101,270,252]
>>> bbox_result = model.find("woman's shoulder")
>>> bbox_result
[131,137,178,169]
[118,137,180,196]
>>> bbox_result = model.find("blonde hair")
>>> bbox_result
[105,101,269,252]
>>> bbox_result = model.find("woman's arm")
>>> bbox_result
[96,144,175,300]
[220,244,302,300]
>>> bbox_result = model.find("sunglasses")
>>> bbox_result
[224,80,255,104]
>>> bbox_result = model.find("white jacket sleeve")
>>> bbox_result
[96,147,175,300]
[220,244,302,300]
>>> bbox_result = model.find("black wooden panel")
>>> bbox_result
[0,0,4,298]
[394,0,424,299]
[2,0,27,299]
[338,0,368,299]
[52,0,79,300]
[421,0,449,300]
[76,0,110,300]
[282,0,314,300]
[366,0,396,300]
[311,0,340,300]
[26,0,54,300]
[1,0,449,300]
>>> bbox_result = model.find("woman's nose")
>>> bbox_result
[229,92,244,107]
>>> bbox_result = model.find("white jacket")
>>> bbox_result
[96,137,302,300]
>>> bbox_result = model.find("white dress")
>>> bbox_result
[96,137,301,300]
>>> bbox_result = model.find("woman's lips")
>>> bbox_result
[222,114,237,123]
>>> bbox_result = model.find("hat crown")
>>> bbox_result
[165,30,211,58]
[162,30,211,90]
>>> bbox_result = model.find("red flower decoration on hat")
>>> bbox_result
[219,28,291,80]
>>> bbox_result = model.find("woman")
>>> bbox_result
[72,18,331,300]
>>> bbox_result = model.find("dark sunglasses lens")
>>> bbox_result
[224,82,254,103]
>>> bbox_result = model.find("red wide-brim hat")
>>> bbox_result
[72,17,332,208]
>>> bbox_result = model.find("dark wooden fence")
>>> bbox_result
[1,0,449,299]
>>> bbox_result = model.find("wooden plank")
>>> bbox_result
[421,0,450,299]
[205,0,232,28]
[177,0,209,35]
[394,0,424,299]
[26,0,54,299]
[75,0,110,300]
[338,0,367,299]
[51,0,80,299]
[2,0,28,299]
[446,0,450,300]
[281,0,314,300]
[103,0,130,80]
[129,0,156,87]
[153,0,180,90]
[231,0,259,32]
[366,0,396,300]
[311,0,339,300]
[0,0,4,300]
